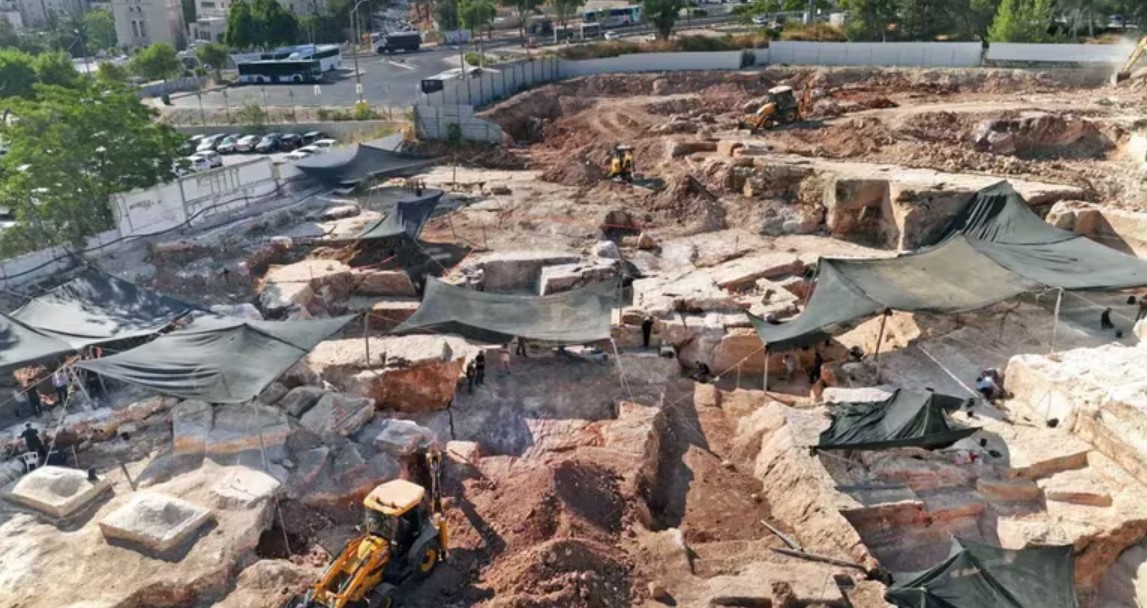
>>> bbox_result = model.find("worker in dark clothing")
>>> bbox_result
[1101,307,1115,330]
[25,382,42,416]
[641,317,654,349]
[474,352,486,386]
[21,423,45,460]
[465,360,476,394]
[809,349,824,384]
[515,337,528,358]
[1138,298,1147,322]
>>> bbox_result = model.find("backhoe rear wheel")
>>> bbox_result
[367,586,395,608]
[411,539,442,581]
[783,109,798,124]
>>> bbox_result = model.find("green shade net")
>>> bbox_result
[817,388,978,451]
[887,537,1079,608]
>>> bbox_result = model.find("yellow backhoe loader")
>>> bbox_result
[1113,35,1147,83]
[607,144,635,183]
[285,450,447,608]
[739,85,812,134]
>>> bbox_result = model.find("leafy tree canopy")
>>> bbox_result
[129,43,182,81]
[643,0,686,39]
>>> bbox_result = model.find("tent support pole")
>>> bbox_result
[1051,288,1063,353]
[762,346,769,392]
[363,314,371,366]
[736,362,741,390]
[873,311,889,363]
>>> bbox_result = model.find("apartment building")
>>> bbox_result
[112,0,185,48]
[17,0,81,28]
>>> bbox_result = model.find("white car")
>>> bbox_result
[312,138,338,151]
[604,30,619,40]
[185,154,212,172]
[284,149,315,161]
[197,150,223,168]
[235,134,261,153]
[296,144,322,156]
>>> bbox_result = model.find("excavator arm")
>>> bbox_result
[1115,35,1147,83]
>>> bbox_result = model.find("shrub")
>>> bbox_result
[780,23,847,42]
[464,51,483,66]
[353,101,378,121]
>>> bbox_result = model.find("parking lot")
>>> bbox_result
[173,47,456,110]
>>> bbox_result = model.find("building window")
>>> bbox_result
[200,2,213,7]
[131,20,139,37]
[139,19,146,37]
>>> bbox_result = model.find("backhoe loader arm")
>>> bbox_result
[1115,36,1147,82]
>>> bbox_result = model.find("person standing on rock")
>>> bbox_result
[51,368,69,407]
[1101,307,1115,331]
[21,423,45,461]
[24,381,42,417]
[515,337,528,358]
[641,317,654,349]
[465,360,477,393]
[499,346,511,377]
[474,352,486,386]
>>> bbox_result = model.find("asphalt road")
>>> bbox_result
[176,46,457,110]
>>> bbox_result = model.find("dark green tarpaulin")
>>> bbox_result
[355,190,443,241]
[0,314,77,373]
[887,538,1079,608]
[11,269,197,349]
[817,389,978,451]
[76,315,352,403]
[296,139,439,188]
[752,182,1147,349]
[392,277,616,344]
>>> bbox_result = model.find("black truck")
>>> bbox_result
[376,31,421,53]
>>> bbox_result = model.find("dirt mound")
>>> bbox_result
[541,160,606,187]
[971,113,1117,159]
[480,538,633,608]
[255,501,335,567]
[644,97,704,116]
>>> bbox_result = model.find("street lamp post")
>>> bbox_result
[350,0,369,105]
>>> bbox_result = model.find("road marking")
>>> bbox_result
[384,60,417,70]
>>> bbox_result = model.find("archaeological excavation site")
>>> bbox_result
[7,62,1147,608]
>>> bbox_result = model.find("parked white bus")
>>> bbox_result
[264,44,343,72]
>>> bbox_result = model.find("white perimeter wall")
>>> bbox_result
[559,51,744,76]
[987,41,1135,63]
[760,42,983,67]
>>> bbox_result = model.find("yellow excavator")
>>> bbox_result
[1113,35,1147,83]
[739,85,812,134]
[286,450,447,608]
[606,144,635,183]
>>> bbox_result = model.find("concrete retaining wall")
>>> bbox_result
[414,105,504,144]
[138,76,208,98]
[987,42,1134,64]
[560,51,744,76]
[419,57,561,108]
[112,158,282,237]
[0,229,121,289]
[762,41,983,67]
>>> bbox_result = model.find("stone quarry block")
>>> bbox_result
[355,270,416,297]
[260,259,356,314]
[592,240,620,259]
[4,466,112,518]
[259,382,288,405]
[209,467,282,510]
[1038,468,1114,507]
[445,441,481,466]
[99,493,213,553]
[277,386,329,418]
[205,404,290,459]
[301,393,375,439]
[172,400,213,456]
[364,298,420,332]
[708,253,805,292]
[302,443,401,514]
[976,477,1042,502]
[373,419,438,457]
[538,259,618,295]
[286,446,331,500]
[460,251,581,292]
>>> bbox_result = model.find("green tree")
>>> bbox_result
[499,0,542,39]
[839,0,897,40]
[460,0,496,35]
[550,0,585,27]
[898,0,955,40]
[129,43,182,81]
[435,0,460,31]
[0,84,184,253]
[195,42,230,80]
[95,61,131,85]
[181,0,197,28]
[257,0,300,47]
[642,0,685,39]
[82,8,117,51]
[0,49,38,98]
[225,0,261,49]
[988,0,1056,42]
[34,51,80,88]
